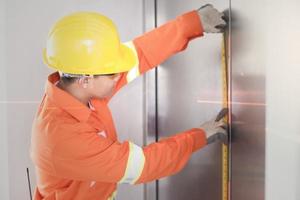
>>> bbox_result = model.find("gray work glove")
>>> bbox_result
[197,4,227,33]
[200,108,228,144]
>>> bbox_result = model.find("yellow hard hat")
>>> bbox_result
[43,12,137,75]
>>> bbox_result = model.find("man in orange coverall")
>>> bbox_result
[31,4,227,200]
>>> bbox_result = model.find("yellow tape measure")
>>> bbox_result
[221,33,229,200]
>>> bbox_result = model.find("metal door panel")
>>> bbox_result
[153,1,229,199]
[230,1,266,199]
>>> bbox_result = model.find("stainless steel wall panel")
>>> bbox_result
[230,1,266,199]
[154,1,229,199]
[143,1,158,199]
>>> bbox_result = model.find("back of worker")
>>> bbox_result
[31,4,227,200]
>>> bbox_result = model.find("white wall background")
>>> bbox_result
[0,0,9,199]
[3,0,146,199]
[265,0,300,199]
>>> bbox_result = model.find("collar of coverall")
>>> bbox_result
[45,72,92,122]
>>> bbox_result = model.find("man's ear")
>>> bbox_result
[78,77,89,89]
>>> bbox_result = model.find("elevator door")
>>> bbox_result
[154,0,229,199]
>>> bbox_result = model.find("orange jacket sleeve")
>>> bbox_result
[110,10,204,97]
[135,128,206,184]
[51,127,206,184]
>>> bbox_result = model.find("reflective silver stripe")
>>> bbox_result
[126,66,140,83]
[119,142,145,184]
[124,41,140,83]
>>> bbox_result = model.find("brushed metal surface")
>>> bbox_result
[153,0,229,199]
[230,1,266,199]
[143,1,157,199]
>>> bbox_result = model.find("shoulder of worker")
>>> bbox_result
[32,99,100,145]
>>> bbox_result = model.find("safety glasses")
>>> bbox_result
[61,73,120,79]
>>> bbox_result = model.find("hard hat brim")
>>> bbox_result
[109,43,138,75]
[43,42,138,75]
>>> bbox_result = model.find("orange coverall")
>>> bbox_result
[31,10,206,200]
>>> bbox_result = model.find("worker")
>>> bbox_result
[31,4,227,200]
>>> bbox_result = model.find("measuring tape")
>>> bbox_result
[221,33,229,200]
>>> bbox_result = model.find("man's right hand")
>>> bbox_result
[200,108,228,144]
[197,4,227,33]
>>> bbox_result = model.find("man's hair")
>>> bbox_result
[60,76,79,85]
[59,73,101,85]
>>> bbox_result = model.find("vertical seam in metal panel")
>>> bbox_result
[228,0,232,199]
[142,1,147,199]
[154,0,159,200]
[143,0,158,199]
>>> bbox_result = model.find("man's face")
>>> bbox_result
[87,73,121,99]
